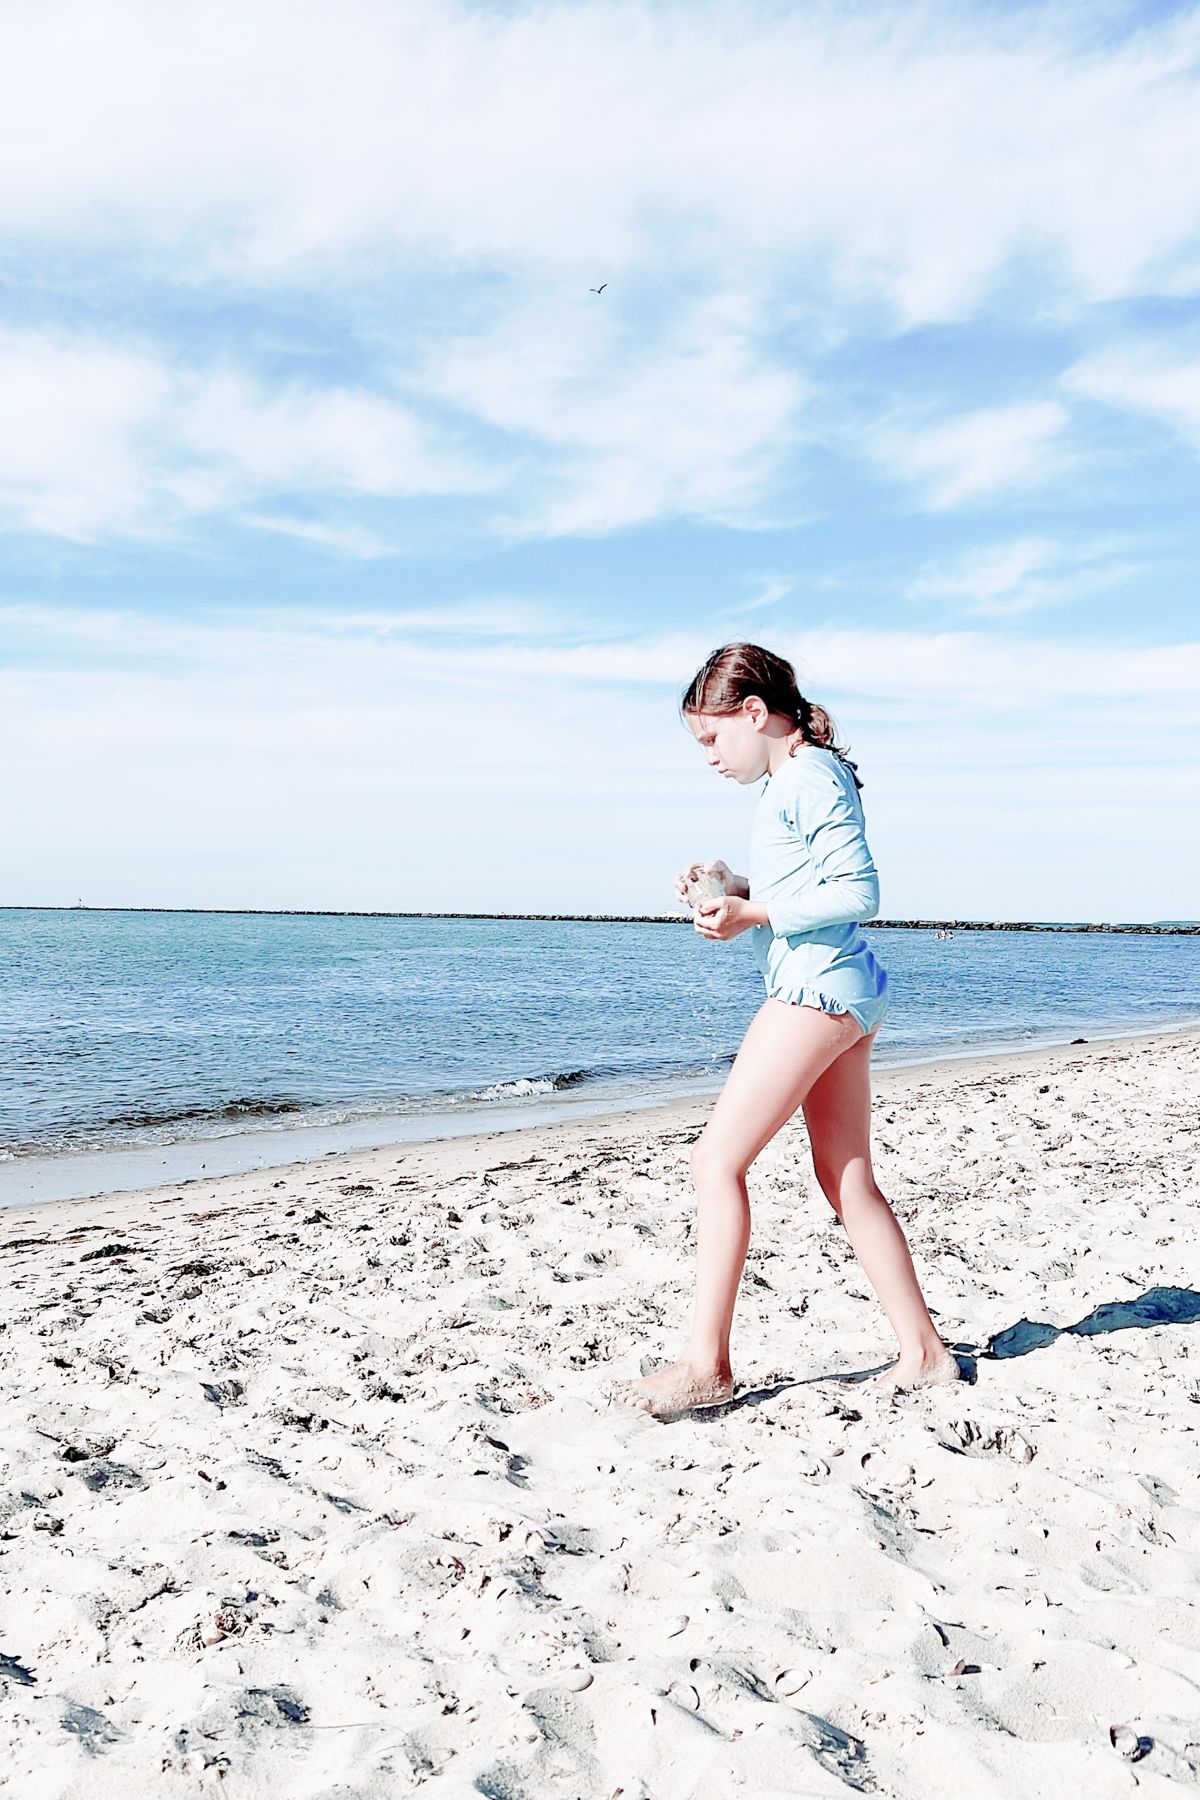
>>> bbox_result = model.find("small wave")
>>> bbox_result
[552,1068,591,1089]
[471,1067,595,1103]
[105,1096,305,1132]
[472,1077,555,1102]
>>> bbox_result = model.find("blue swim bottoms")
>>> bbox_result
[766,984,888,1039]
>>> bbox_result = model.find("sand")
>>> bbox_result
[2,1025,1199,1798]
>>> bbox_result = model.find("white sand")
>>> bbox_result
[2,1025,1199,1798]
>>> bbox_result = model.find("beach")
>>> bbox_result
[2,1023,1199,1797]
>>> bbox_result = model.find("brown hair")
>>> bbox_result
[680,641,863,789]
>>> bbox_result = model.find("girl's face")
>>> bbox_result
[688,702,770,784]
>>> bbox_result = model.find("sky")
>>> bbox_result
[2,0,1198,922]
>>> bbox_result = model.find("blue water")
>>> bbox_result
[1,909,1198,1162]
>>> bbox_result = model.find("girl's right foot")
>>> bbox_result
[871,1344,961,1392]
[607,1359,735,1420]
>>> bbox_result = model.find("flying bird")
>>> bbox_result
[589,283,607,294]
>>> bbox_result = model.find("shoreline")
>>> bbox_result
[6,1014,1199,1220]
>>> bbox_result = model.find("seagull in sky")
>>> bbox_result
[589,283,607,294]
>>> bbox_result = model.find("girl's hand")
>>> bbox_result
[693,894,757,941]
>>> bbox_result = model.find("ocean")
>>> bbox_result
[2,908,1198,1202]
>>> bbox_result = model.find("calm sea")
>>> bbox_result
[1,910,1198,1194]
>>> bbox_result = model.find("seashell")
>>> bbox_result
[667,1681,701,1711]
[683,871,726,909]
[774,1666,813,1696]
[1109,1724,1146,1760]
[663,1614,688,1638]
[560,1668,593,1691]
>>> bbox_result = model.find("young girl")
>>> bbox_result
[610,642,960,1420]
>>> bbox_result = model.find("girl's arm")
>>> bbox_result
[766,765,880,936]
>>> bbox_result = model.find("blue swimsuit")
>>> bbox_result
[747,744,888,1038]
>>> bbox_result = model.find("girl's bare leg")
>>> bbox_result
[611,998,864,1417]
[801,1027,959,1389]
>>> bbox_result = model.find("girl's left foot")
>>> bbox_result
[608,1359,735,1420]
[872,1344,961,1392]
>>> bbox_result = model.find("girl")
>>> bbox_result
[610,642,959,1420]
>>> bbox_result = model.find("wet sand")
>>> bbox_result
[2,1024,1198,1796]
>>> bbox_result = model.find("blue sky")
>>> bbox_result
[2,0,1198,920]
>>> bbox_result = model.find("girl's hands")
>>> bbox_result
[693,894,757,940]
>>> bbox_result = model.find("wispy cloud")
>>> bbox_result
[865,401,1071,510]
[424,293,808,534]
[734,574,794,613]
[3,8,1200,544]
[0,302,804,543]
[907,536,1139,617]
[4,604,1196,708]
[1064,339,1200,450]
[4,3,1200,317]
[240,516,395,560]
[2,606,1196,912]
[0,329,493,544]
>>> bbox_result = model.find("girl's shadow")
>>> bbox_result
[729,1283,1200,1410]
[982,1283,1200,1358]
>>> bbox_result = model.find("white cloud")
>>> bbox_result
[179,373,484,501]
[734,574,794,613]
[1064,340,1200,449]
[3,5,1200,544]
[907,536,1139,617]
[240,516,395,560]
[2,606,1196,914]
[865,400,1070,509]
[4,603,1197,708]
[2,3,1199,322]
[0,330,493,543]
[0,303,802,544]
[0,335,173,540]
[4,8,1200,542]
[424,292,807,533]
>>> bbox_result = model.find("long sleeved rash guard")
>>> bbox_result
[751,746,880,938]
[745,743,888,1027]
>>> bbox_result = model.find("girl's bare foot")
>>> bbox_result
[608,1359,735,1420]
[872,1344,961,1392]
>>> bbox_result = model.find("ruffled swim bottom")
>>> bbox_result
[765,983,888,1039]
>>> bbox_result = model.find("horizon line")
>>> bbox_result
[1,905,1197,934]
